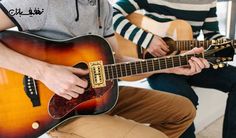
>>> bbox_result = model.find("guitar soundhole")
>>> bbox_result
[73,62,91,90]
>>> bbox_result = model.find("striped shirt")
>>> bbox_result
[113,0,224,49]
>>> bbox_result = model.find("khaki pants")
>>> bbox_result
[49,86,196,138]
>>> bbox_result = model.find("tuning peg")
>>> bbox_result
[221,46,225,49]
[228,57,233,60]
[214,46,219,49]
[223,38,227,42]
[221,57,226,61]
[219,63,225,68]
[213,64,219,69]
[226,44,231,47]
[212,40,216,44]
[216,59,221,63]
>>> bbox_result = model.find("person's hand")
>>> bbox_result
[147,35,169,57]
[164,47,210,76]
[38,64,89,100]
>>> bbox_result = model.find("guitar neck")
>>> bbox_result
[175,39,236,50]
[104,53,203,80]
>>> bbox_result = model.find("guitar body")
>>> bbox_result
[116,13,193,81]
[0,31,118,138]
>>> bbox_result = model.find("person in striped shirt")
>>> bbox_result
[113,0,236,138]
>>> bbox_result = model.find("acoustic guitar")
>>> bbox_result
[115,13,236,59]
[0,30,234,138]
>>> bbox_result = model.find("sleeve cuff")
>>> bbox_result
[104,33,115,38]
[141,33,154,49]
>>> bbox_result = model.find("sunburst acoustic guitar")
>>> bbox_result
[0,30,234,138]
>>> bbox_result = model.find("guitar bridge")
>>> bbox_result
[89,61,106,88]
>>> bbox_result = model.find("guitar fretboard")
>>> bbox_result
[175,40,236,50]
[104,53,203,80]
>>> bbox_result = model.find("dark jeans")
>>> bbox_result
[147,65,236,138]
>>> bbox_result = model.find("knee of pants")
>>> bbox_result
[177,96,196,123]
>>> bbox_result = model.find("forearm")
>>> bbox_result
[0,42,48,79]
[113,8,153,49]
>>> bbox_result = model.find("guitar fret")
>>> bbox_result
[157,59,161,69]
[119,64,123,77]
[112,65,118,78]
[186,55,192,64]
[146,60,149,72]
[136,61,142,74]
[166,58,171,68]
[183,41,185,50]
[178,56,182,66]
[108,65,114,79]
[136,62,140,74]
[190,41,194,49]
[116,64,122,78]
[105,66,109,80]
[128,63,132,75]
[120,64,127,77]
[159,59,166,69]
[134,62,138,74]
[130,62,136,75]
[153,59,160,70]
[173,56,180,67]
[164,58,167,69]
[175,41,178,50]
[185,41,188,50]
[141,61,147,73]
[185,41,187,49]
[152,59,155,71]
[180,56,185,65]
[187,41,190,50]
[176,41,179,50]
[147,60,154,72]
[185,54,189,64]
[171,57,174,67]
[196,40,199,47]
[139,61,143,73]
[125,63,132,76]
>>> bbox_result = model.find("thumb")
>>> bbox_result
[183,47,204,55]
[69,67,89,75]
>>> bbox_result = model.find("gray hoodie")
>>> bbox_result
[0,0,114,39]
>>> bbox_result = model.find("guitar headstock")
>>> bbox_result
[204,41,234,69]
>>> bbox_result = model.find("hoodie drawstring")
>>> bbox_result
[75,0,79,21]
[75,0,102,29]
[97,0,102,29]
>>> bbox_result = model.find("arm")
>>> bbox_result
[202,1,225,40]
[0,10,88,100]
[113,0,169,57]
